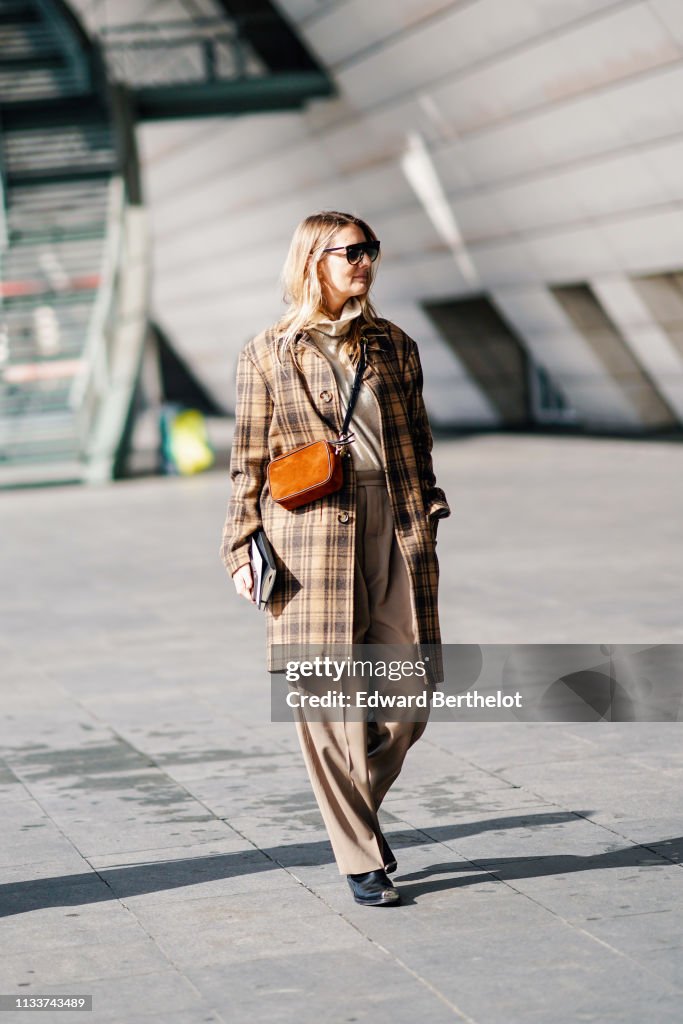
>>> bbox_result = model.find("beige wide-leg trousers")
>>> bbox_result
[293,469,429,875]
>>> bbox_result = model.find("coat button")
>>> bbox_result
[320,390,333,403]
[337,511,350,524]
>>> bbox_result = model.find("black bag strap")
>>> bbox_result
[338,337,367,442]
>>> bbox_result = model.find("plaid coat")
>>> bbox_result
[219,317,451,683]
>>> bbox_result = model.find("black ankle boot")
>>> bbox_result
[381,833,397,874]
[347,868,400,906]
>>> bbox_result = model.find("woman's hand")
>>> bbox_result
[233,563,256,604]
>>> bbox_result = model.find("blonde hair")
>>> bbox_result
[275,210,383,372]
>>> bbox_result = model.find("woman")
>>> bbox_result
[220,211,451,906]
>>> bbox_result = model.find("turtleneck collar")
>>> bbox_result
[309,296,362,339]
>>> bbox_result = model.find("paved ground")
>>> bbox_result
[1,433,682,1024]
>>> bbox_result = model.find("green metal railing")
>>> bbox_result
[80,8,334,120]
[98,16,260,88]
[69,175,124,450]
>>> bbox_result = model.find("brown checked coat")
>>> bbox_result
[219,317,451,683]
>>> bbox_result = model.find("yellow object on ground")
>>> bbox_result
[169,409,215,475]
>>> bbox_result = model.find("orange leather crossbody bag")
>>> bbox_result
[267,339,367,511]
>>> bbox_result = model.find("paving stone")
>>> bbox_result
[401,934,683,1023]
[2,902,149,956]
[0,935,172,987]
[1,873,113,919]
[0,802,86,869]
[98,850,297,906]
[45,818,237,860]
[2,437,683,1023]
[87,836,258,870]
[129,890,361,968]
[18,969,215,1022]
[185,951,468,1024]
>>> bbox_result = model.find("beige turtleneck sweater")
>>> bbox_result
[307,298,384,472]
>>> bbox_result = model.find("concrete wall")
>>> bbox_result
[73,0,683,431]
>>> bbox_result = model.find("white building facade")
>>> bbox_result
[81,0,683,432]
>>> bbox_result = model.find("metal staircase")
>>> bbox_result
[0,0,148,485]
[0,0,333,486]
[72,0,334,121]
[0,0,90,103]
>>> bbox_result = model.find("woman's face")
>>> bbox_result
[316,223,374,313]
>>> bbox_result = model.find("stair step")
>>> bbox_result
[6,167,114,186]
[1,290,99,311]
[3,306,91,327]
[0,277,101,301]
[0,27,58,55]
[0,403,75,424]
[4,238,105,265]
[1,274,103,294]
[3,333,89,353]
[5,143,115,170]
[0,450,81,467]
[5,147,115,172]
[0,68,88,101]
[0,415,80,443]
[0,443,81,460]
[3,255,104,273]
[0,54,64,72]
[3,324,91,342]
[0,410,79,433]
[7,208,108,232]
[5,232,105,251]
[4,336,88,355]
[2,303,92,325]
[0,98,108,134]
[7,183,110,230]
[0,4,41,25]
[8,183,110,208]
[0,430,82,458]
[4,254,103,270]
[4,343,88,361]
[3,306,92,327]
[1,364,79,386]
[3,321,91,340]
[0,417,78,436]
[4,344,86,364]
[0,379,74,396]
[4,316,89,334]
[1,278,102,299]
[2,278,102,294]
[5,125,114,162]
[0,394,75,418]
[9,218,107,237]
[8,223,107,244]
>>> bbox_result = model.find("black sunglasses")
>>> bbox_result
[321,240,381,265]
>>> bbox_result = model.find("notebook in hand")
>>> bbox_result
[250,529,277,610]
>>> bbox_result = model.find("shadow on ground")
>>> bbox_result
[2,813,681,917]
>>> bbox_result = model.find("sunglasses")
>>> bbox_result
[321,240,381,265]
